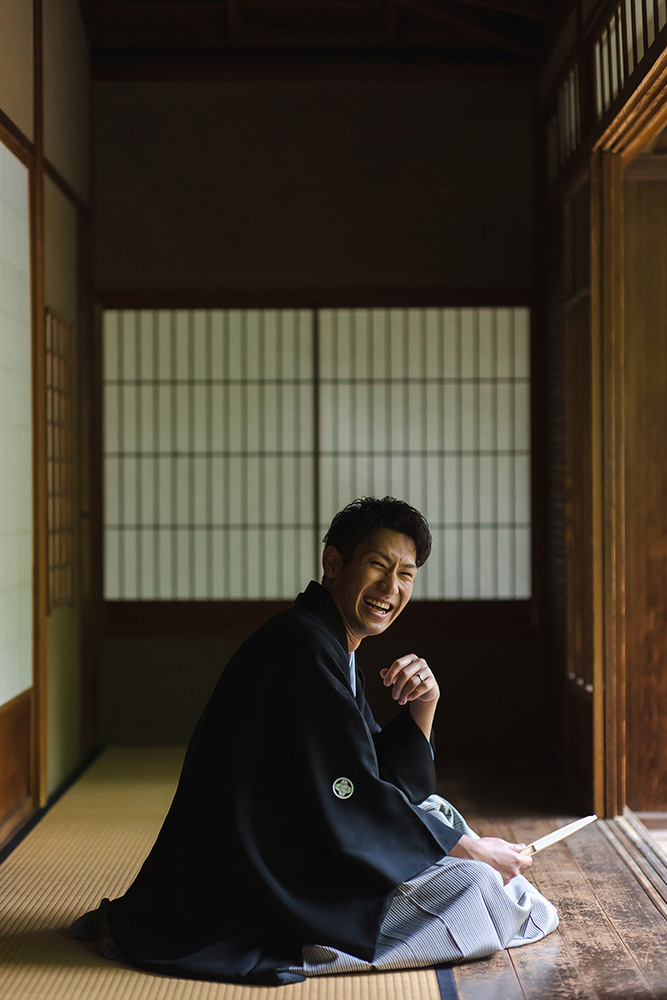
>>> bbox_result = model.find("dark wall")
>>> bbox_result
[92,76,546,754]
[93,79,535,292]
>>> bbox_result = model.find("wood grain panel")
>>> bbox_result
[624,177,667,811]
[0,690,33,845]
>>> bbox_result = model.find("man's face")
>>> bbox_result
[323,528,418,651]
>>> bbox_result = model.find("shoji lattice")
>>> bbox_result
[46,310,75,610]
[0,142,32,705]
[103,310,316,600]
[103,307,531,601]
[318,308,531,600]
[595,0,667,118]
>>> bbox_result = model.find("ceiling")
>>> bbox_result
[80,0,556,76]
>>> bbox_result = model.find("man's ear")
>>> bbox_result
[322,545,342,582]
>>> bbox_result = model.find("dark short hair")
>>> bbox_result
[323,496,432,567]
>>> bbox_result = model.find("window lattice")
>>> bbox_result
[46,310,75,610]
[103,307,531,601]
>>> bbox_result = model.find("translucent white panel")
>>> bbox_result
[122,385,138,452]
[443,455,460,524]
[514,382,531,451]
[137,311,156,381]
[421,309,439,378]
[227,529,245,598]
[479,527,498,597]
[122,457,138,524]
[495,383,514,450]
[594,42,604,119]
[515,527,532,598]
[139,530,156,598]
[192,457,210,525]
[406,310,425,379]
[477,311,495,378]
[335,310,354,379]
[477,382,496,450]
[190,311,209,380]
[155,385,171,451]
[104,312,119,380]
[103,305,531,600]
[0,144,33,702]
[439,310,457,378]
[496,456,514,523]
[104,383,120,453]
[609,16,620,99]
[281,310,312,380]
[442,384,460,451]
[334,382,354,452]
[514,456,531,523]
[461,456,478,525]
[175,385,190,453]
[209,312,225,380]
[407,385,424,452]
[496,528,515,597]
[119,312,138,383]
[245,311,262,380]
[154,311,172,380]
[318,309,335,376]
[633,0,645,60]
[425,382,442,450]
[645,0,656,45]
[494,310,514,377]
[460,384,477,451]
[354,310,373,379]
[367,453,391,500]
[289,385,314,451]
[156,528,174,598]
[460,310,478,377]
[139,385,155,452]
[157,457,174,525]
[478,455,497,523]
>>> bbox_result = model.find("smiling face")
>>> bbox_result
[322,528,417,652]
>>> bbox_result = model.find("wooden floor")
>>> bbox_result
[438,756,667,999]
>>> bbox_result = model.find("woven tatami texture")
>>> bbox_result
[0,747,441,1000]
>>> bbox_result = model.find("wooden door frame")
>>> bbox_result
[591,55,667,818]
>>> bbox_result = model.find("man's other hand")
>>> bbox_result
[448,834,533,884]
[380,653,440,707]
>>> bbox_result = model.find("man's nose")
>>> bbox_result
[379,570,399,594]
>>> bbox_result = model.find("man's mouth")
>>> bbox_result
[364,597,392,615]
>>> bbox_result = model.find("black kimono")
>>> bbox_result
[106,582,462,985]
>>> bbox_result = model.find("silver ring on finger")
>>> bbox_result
[416,673,422,683]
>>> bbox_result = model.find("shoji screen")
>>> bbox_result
[104,309,315,599]
[318,308,531,599]
[103,306,530,601]
[0,144,32,705]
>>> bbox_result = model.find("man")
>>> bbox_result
[72,497,557,984]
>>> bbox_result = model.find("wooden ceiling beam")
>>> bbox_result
[397,0,531,55]
[453,0,546,22]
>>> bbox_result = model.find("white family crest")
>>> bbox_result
[332,777,354,799]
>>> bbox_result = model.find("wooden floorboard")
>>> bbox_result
[437,756,667,999]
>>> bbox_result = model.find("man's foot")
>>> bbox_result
[69,898,111,942]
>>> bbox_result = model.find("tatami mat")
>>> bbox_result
[0,747,443,1000]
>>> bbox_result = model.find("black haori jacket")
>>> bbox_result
[107,582,461,985]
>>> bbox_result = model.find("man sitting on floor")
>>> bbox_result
[72,496,558,984]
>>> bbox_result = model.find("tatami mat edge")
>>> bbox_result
[0,747,445,1000]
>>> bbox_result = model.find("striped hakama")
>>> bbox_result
[294,794,559,977]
